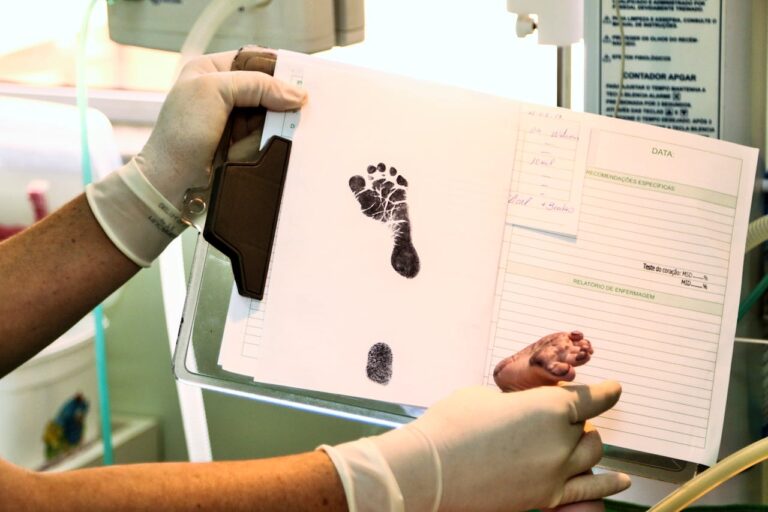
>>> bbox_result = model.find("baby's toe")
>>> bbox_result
[547,361,576,380]
[349,175,366,193]
[577,338,594,355]
[570,343,592,366]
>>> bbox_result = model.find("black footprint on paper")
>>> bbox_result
[348,163,420,278]
[366,342,393,385]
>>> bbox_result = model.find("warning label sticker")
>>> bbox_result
[599,0,721,137]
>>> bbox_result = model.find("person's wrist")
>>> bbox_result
[319,425,442,512]
[119,158,187,234]
[85,159,187,267]
[369,425,442,512]
[132,151,197,212]
[319,439,405,512]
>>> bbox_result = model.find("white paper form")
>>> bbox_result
[218,279,269,375]
[226,50,519,407]
[506,105,589,237]
[485,118,757,465]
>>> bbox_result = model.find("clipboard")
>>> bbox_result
[172,48,701,482]
[174,48,415,428]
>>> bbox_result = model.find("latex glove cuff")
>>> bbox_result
[86,159,187,267]
[319,439,405,512]
[319,425,442,512]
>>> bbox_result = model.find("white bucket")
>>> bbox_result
[0,314,103,469]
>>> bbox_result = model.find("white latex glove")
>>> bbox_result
[86,50,307,267]
[321,381,630,512]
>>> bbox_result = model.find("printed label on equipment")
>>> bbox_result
[599,0,721,137]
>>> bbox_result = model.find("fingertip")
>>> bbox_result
[598,379,621,391]
[560,471,631,505]
[568,381,622,422]
[598,380,622,411]
[275,82,308,109]
[616,472,632,491]
[296,87,309,106]
[604,471,632,496]
[228,71,308,111]
[593,380,622,403]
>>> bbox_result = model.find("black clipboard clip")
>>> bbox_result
[201,136,291,300]
[178,49,291,300]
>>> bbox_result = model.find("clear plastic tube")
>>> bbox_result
[746,215,768,253]
[735,215,768,320]
[77,0,113,465]
[648,437,768,511]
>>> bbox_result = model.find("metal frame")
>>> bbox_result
[173,233,420,429]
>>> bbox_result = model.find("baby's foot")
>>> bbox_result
[348,163,420,278]
[493,331,593,392]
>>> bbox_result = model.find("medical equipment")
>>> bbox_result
[107,0,363,54]
[506,0,583,109]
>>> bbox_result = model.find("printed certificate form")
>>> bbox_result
[484,120,757,465]
[218,50,759,466]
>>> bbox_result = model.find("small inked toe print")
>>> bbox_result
[366,342,393,385]
[493,331,593,392]
[348,163,420,278]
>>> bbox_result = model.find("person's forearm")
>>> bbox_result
[0,194,139,377]
[3,452,348,511]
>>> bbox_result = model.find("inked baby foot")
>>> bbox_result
[348,163,420,278]
[493,331,593,392]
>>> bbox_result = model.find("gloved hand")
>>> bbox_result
[321,381,630,512]
[86,50,307,267]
